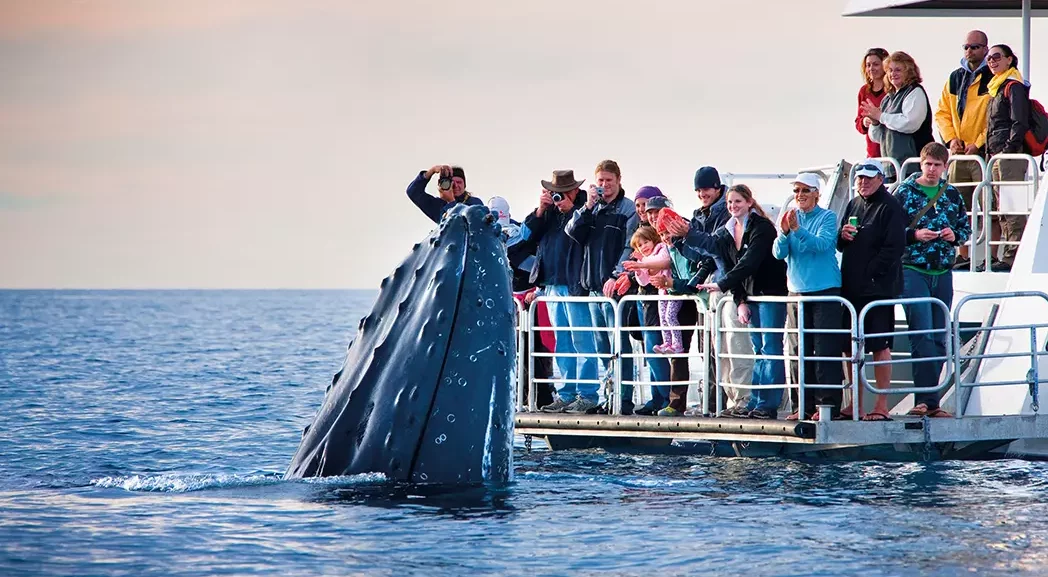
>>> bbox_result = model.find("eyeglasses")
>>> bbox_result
[962,43,986,51]
[987,53,1005,62]
[793,188,816,195]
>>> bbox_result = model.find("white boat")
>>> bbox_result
[513,0,1048,460]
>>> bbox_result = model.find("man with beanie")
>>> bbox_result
[662,166,752,413]
[406,163,484,223]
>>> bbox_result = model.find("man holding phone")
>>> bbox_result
[406,164,484,223]
[893,143,971,418]
[838,162,907,421]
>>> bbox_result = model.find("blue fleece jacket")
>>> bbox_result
[771,206,842,293]
[406,171,484,223]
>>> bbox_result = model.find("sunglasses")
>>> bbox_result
[987,53,1006,62]
[855,163,883,175]
[962,43,985,51]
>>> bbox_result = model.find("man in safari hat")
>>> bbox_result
[521,170,598,414]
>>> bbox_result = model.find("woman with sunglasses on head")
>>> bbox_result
[985,43,1032,271]
[856,48,889,159]
[861,51,935,176]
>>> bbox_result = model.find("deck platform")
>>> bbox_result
[515,413,1048,460]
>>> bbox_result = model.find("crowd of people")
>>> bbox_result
[403,30,1040,422]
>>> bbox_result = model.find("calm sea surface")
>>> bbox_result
[3,290,1048,576]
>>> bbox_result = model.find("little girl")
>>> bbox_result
[623,227,682,354]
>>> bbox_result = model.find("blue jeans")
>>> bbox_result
[640,302,671,408]
[901,268,953,410]
[546,285,599,402]
[746,301,787,413]
[588,294,636,403]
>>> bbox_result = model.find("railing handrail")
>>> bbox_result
[856,297,954,396]
[711,293,861,420]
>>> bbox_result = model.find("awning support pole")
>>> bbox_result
[1023,0,1031,80]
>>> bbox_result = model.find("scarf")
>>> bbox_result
[988,67,1024,97]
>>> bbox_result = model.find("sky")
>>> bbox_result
[1,0,1045,289]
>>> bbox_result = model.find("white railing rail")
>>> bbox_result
[951,291,1048,418]
[611,294,710,416]
[526,295,617,412]
[856,298,954,397]
[712,294,862,420]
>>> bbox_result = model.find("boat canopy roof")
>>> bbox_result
[843,0,1048,17]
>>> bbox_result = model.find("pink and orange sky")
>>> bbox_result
[1,0,1044,288]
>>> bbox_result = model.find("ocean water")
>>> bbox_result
[3,290,1048,577]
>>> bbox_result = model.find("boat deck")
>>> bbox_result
[515,413,1048,460]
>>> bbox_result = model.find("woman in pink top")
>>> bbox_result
[623,227,683,354]
[856,47,889,158]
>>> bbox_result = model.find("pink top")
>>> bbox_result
[635,243,671,287]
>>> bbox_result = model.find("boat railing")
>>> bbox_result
[711,294,862,420]
[524,295,618,412]
[855,298,954,398]
[951,291,1048,418]
[516,291,1048,418]
[941,155,990,272]
[984,153,1041,265]
[611,294,710,416]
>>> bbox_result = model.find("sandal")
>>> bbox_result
[926,408,953,418]
[906,404,929,417]
[861,411,893,422]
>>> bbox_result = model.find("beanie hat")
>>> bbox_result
[451,166,466,185]
[693,166,722,191]
[634,185,664,201]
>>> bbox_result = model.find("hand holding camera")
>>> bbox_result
[586,185,603,210]
[537,190,554,216]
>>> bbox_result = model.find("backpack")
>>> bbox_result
[1004,81,1048,166]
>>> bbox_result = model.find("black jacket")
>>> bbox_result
[678,212,787,305]
[837,185,907,299]
[986,78,1031,155]
[522,197,586,294]
[565,191,639,292]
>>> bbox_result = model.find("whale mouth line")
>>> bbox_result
[406,213,471,481]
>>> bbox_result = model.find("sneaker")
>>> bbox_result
[540,398,573,413]
[634,402,659,416]
[683,406,707,417]
[749,408,777,420]
[620,399,635,416]
[564,397,598,414]
[719,407,750,418]
[657,406,681,417]
[952,257,971,270]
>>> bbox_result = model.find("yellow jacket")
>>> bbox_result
[935,62,993,150]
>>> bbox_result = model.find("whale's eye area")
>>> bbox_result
[483,213,495,224]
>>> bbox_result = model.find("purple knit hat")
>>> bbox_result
[634,186,664,201]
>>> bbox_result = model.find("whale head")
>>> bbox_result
[285,203,516,486]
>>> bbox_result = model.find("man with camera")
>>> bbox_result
[521,170,595,413]
[406,164,484,223]
[565,160,640,414]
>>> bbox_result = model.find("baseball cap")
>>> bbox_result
[791,173,821,190]
[487,196,511,227]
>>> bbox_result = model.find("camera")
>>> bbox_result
[438,176,453,191]
[550,192,564,203]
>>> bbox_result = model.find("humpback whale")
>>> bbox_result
[285,203,516,485]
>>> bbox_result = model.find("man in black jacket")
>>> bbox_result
[838,162,907,421]
[523,170,597,414]
[405,164,485,223]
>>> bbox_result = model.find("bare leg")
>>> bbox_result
[869,348,892,416]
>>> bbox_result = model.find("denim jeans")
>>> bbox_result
[546,285,599,402]
[901,268,953,410]
[589,294,635,404]
[746,301,787,412]
[640,302,671,408]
